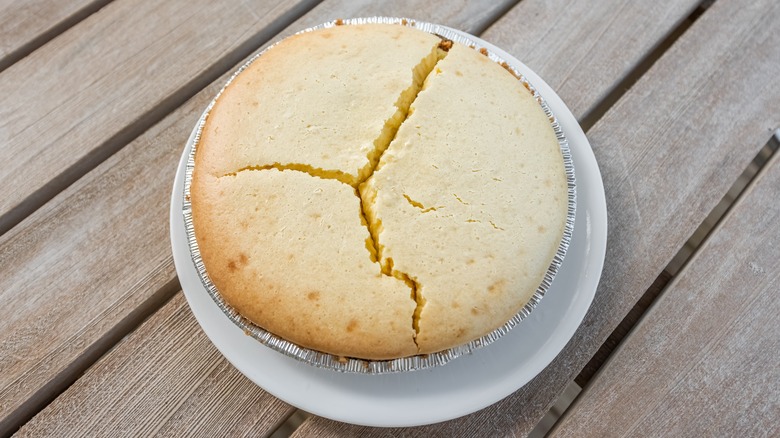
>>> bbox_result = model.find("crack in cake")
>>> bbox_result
[190,23,568,360]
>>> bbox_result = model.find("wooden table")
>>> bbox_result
[2,0,778,436]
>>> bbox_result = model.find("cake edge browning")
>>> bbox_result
[189,22,570,362]
[191,24,448,360]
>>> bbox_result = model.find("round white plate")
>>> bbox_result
[170,28,607,428]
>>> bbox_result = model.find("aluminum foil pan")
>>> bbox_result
[182,17,576,374]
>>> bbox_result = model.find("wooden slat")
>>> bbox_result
[0,0,516,435]
[480,0,701,121]
[575,269,673,386]
[295,0,780,435]
[550,151,780,437]
[0,81,204,435]
[0,0,319,236]
[0,0,111,72]
[578,136,777,387]
[14,294,296,437]
[284,0,519,34]
[0,0,319,428]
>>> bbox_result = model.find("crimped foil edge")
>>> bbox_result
[183,16,576,374]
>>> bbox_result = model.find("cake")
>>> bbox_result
[190,22,568,360]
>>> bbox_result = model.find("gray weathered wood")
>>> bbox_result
[549,151,780,437]
[15,294,296,438]
[0,79,204,434]
[0,0,515,433]
[0,0,111,72]
[294,0,780,435]
[283,0,519,34]
[0,0,318,236]
[481,0,700,121]
[0,0,319,426]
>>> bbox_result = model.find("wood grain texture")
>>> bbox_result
[282,0,519,34]
[15,294,296,438]
[480,0,700,121]
[0,0,112,72]
[575,270,673,386]
[0,0,317,236]
[0,78,204,432]
[295,0,780,435]
[0,0,515,434]
[0,0,316,419]
[550,151,780,437]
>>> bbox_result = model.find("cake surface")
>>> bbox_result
[190,23,568,360]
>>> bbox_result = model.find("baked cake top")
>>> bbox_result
[190,23,568,360]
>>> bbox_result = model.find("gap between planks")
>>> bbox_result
[453,122,769,438]
[0,0,324,239]
[549,131,780,436]
[0,278,180,438]
[536,133,779,438]
[0,0,114,74]
[573,131,779,389]
[579,0,715,131]
[269,410,312,438]
[0,2,522,436]
[463,0,520,36]
[289,0,723,436]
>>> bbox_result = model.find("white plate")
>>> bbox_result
[170,28,607,428]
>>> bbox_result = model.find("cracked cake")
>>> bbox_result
[190,23,568,361]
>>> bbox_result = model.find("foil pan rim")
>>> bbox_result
[182,16,576,374]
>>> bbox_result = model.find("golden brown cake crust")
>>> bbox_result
[190,23,567,360]
[364,44,568,353]
[191,170,418,359]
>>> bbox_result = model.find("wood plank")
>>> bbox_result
[0,80,205,436]
[283,0,519,34]
[0,0,112,72]
[480,0,700,121]
[15,294,296,438]
[578,136,778,387]
[574,269,673,386]
[0,0,516,434]
[295,0,780,435]
[550,150,780,437]
[0,0,319,236]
